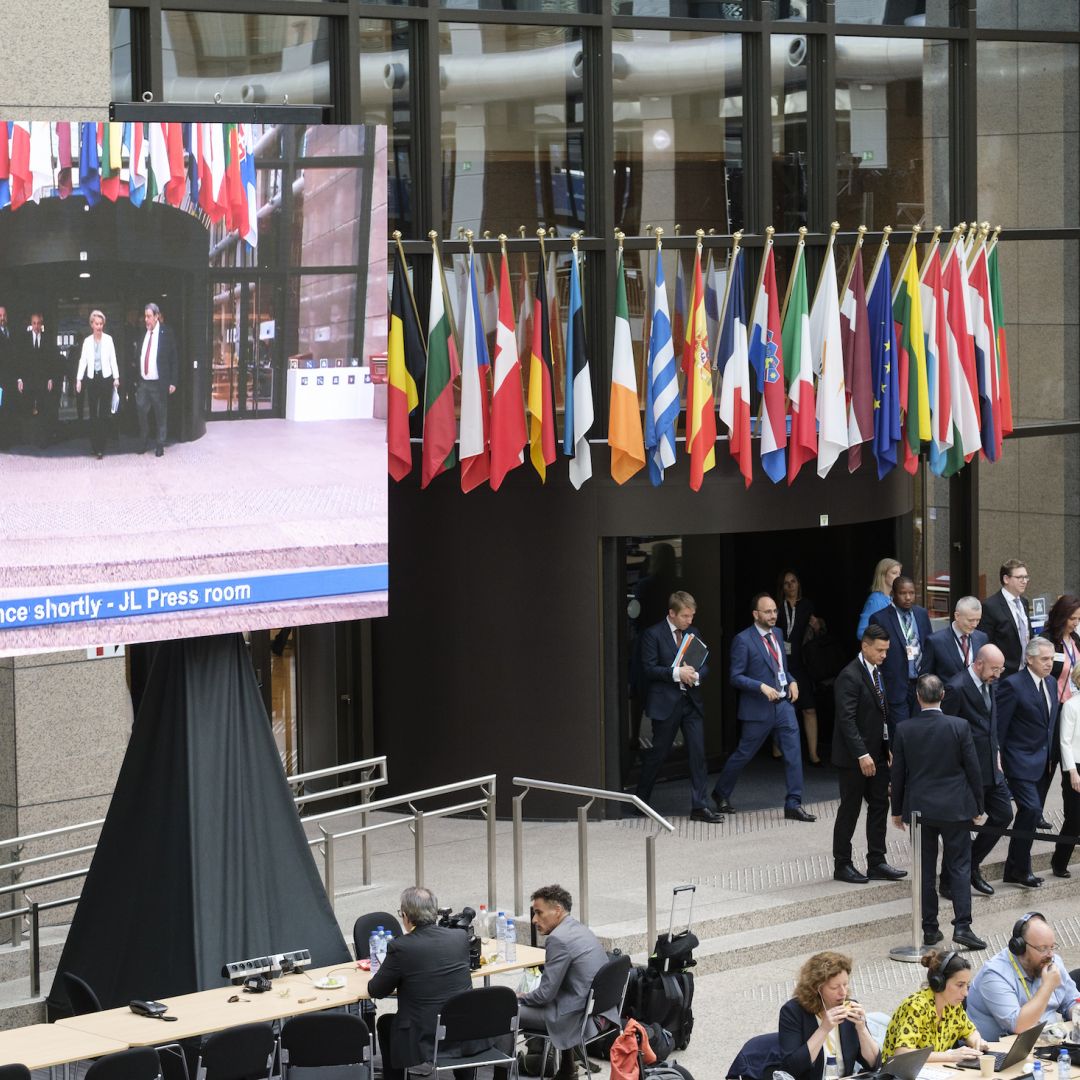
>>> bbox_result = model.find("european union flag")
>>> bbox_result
[867,248,900,479]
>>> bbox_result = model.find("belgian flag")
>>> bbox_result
[388,250,427,481]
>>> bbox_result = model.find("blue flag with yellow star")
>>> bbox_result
[867,247,900,479]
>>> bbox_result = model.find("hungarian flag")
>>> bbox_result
[490,250,526,491]
[717,247,752,488]
[892,245,930,474]
[608,251,645,485]
[421,252,460,489]
[9,121,31,209]
[685,246,716,491]
[841,249,873,473]
[387,251,426,481]
[810,241,848,478]
[988,245,1013,436]
[564,248,593,489]
[782,242,817,484]
[749,244,787,484]
[942,242,982,473]
[969,240,1001,462]
[644,255,678,486]
[527,260,557,482]
[459,251,491,492]
[867,245,901,479]
[919,241,953,477]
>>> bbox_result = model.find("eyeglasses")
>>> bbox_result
[1026,942,1057,956]
[1009,574,1030,581]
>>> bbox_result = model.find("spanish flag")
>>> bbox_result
[388,250,426,481]
[685,245,716,491]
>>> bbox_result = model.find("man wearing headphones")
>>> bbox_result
[965,913,1079,1040]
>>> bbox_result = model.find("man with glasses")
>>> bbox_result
[942,644,1013,897]
[712,593,815,822]
[966,913,1079,1040]
[979,560,1033,675]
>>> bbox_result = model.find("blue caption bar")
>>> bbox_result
[0,565,388,631]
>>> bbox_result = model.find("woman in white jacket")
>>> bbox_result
[75,310,119,459]
[1052,663,1080,878]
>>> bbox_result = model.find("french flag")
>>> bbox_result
[748,243,787,484]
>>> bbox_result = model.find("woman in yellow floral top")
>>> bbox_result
[883,951,991,1063]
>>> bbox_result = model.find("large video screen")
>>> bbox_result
[0,121,387,653]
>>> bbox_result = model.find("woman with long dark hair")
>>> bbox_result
[1039,593,1080,704]
[777,569,825,766]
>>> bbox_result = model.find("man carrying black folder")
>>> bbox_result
[634,591,722,822]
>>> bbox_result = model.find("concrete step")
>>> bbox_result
[0,924,69,982]
[0,968,51,1030]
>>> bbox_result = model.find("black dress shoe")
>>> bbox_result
[714,799,736,814]
[1051,866,1072,879]
[808,758,825,768]
[1003,872,1043,888]
[953,927,988,950]
[970,870,994,895]
[923,929,944,946]
[785,805,816,822]
[867,862,907,880]
[1038,816,1052,829]
[155,445,164,457]
[689,807,723,824]
[834,863,869,884]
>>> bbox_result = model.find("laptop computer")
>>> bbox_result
[957,1020,1047,1071]
[852,1046,934,1080]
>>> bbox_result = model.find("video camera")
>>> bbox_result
[437,906,482,970]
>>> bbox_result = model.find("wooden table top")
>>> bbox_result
[0,1023,129,1068]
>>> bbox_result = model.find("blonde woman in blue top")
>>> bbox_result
[856,558,901,640]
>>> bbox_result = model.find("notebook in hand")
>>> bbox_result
[679,634,708,671]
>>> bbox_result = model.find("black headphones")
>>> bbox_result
[1008,912,1045,956]
[928,950,959,993]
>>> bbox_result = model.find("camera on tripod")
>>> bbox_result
[437,906,482,970]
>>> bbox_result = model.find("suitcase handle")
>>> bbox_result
[672,885,695,895]
[667,884,696,939]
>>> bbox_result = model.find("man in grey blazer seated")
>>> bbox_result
[518,884,619,1079]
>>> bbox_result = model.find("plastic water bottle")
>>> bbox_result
[381,933,392,965]
[824,1056,838,1080]
[1032,1058,1043,1080]
[1058,1050,1070,1080]
[496,911,507,960]
[476,904,489,939]
[369,930,381,974]
[505,919,517,962]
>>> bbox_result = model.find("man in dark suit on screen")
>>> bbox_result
[870,575,933,728]
[0,306,16,448]
[978,559,1033,675]
[920,596,988,681]
[997,637,1060,887]
[19,312,63,447]
[368,885,476,1080]
[942,643,1012,897]
[832,624,907,884]
[136,302,178,457]
[891,674,986,951]
[634,590,720,822]
[712,592,814,822]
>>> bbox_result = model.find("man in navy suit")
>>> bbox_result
[921,596,988,681]
[942,644,1012,896]
[997,637,1059,887]
[870,576,933,730]
[634,591,720,822]
[978,559,1032,675]
[136,302,179,458]
[712,593,815,822]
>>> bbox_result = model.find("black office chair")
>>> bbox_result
[523,953,631,1079]
[280,1013,373,1079]
[196,1022,276,1080]
[0,1065,31,1080]
[406,985,519,1079]
[726,1032,783,1080]
[84,1048,163,1080]
[63,971,104,1015]
[351,911,404,960]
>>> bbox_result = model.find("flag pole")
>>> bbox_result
[752,225,776,306]
[941,222,966,266]
[892,224,921,300]
[780,225,807,325]
[393,230,426,350]
[840,225,868,295]
[967,221,990,268]
[717,229,743,334]
[430,230,460,348]
[571,232,582,320]
[866,225,893,294]
[811,222,840,310]
[986,224,1002,259]
[919,226,943,284]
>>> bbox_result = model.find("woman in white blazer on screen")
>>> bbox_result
[1052,664,1080,879]
[75,309,119,459]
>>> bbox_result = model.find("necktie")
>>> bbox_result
[960,634,970,666]
[143,331,153,377]
[674,628,683,648]
[982,681,991,711]
[34,334,39,349]
[872,666,885,710]
[1014,598,1029,648]
[764,632,780,667]
[1042,680,1051,719]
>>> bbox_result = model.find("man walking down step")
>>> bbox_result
[713,593,815,822]
[832,624,907,884]
[891,674,987,951]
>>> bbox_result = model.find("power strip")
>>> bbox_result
[222,948,312,982]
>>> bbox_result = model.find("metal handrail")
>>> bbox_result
[305,775,498,912]
[512,777,673,948]
[0,819,105,855]
[290,756,388,807]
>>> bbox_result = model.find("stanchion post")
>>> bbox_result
[321,826,335,903]
[414,810,425,887]
[8,851,19,947]
[360,774,372,886]
[645,833,657,952]
[29,900,40,999]
[486,782,497,912]
[513,793,525,919]
[889,810,924,962]
[577,804,589,925]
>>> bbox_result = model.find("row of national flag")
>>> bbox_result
[387,223,1012,491]
[0,120,257,248]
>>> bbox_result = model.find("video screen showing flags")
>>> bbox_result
[0,120,387,654]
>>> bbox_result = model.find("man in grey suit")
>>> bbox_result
[518,884,619,1079]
